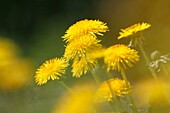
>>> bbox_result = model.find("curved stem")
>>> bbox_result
[88,63,102,85]
[88,63,116,113]
[121,70,138,113]
[59,81,75,94]
[121,70,128,85]
[138,36,158,80]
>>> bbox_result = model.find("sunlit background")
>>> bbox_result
[0,0,170,113]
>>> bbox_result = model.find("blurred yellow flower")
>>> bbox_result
[133,79,169,109]
[95,78,131,102]
[0,38,19,67]
[0,59,34,91]
[62,19,109,42]
[104,44,139,71]
[64,34,102,61]
[52,85,95,113]
[118,22,151,39]
[0,38,35,91]
[35,58,68,85]
[72,57,97,78]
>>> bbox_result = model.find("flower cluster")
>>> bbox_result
[34,19,144,86]
[33,19,157,113]
[35,19,109,85]
[63,19,109,78]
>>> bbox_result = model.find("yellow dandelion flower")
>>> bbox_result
[35,58,68,85]
[64,34,102,61]
[118,22,151,39]
[62,19,109,42]
[72,57,97,78]
[95,78,131,102]
[104,44,139,71]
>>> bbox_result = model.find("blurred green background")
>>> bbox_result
[0,0,170,113]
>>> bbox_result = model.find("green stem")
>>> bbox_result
[129,93,138,113]
[121,70,128,85]
[88,63,101,85]
[138,36,158,80]
[59,81,75,94]
[121,70,138,113]
[108,101,117,112]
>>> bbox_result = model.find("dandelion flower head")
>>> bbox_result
[104,44,139,71]
[95,78,131,102]
[72,57,97,78]
[62,19,109,42]
[118,22,151,39]
[64,34,102,61]
[35,58,68,85]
